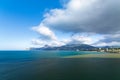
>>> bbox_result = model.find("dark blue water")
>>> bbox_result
[0,51,120,80]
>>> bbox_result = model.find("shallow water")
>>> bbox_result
[0,51,119,80]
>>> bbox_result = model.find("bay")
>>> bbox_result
[0,51,120,80]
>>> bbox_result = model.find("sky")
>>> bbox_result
[0,0,62,50]
[0,0,120,50]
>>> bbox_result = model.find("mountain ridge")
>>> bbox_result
[30,43,97,51]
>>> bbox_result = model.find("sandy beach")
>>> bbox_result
[64,53,120,58]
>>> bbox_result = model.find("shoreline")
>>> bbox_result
[64,53,120,58]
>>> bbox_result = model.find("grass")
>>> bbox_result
[64,53,120,58]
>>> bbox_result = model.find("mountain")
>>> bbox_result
[30,44,97,51]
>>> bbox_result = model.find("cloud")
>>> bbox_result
[32,0,120,47]
[32,38,65,47]
[32,23,57,40]
[93,33,120,46]
[39,0,120,34]
[31,33,105,47]
[94,41,120,47]
[69,33,103,45]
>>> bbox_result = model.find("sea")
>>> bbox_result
[0,51,120,80]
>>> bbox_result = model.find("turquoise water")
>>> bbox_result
[1,51,120,80]
[0,51,104,61]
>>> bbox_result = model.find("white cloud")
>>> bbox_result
[67,33,105,45]
[32,23,57,40]
[40,0,120,34]
[94,41,120,47]
[32,39,47,47]
[32,0,120,47]
[32,38,65,47]
[71,34,95,45]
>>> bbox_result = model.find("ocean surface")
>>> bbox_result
[0,51,120,80]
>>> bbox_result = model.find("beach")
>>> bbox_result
[64,53,120,58]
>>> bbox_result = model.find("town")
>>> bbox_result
[97,48,120,53]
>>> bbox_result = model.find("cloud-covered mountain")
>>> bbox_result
[30,43,97,51]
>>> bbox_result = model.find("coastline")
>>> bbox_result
[64,53,120,58]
